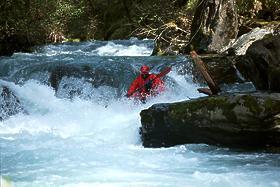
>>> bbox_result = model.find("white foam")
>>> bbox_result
[93,42,152,56]
[0,80,141,143]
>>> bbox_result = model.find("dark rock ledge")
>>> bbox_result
[0,84,24,120]
[140,92,280,149]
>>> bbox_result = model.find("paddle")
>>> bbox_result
[126,66,172,97]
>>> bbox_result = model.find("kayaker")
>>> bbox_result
[126,65,165,103]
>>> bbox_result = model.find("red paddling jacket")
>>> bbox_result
[127,74,164,101]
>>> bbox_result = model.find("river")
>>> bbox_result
[0,39,279,187]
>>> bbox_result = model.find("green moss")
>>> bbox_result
[166,94,280,124]
[63,38,80,42]
[264,98,280,114]
[168,96,238,123]
[241,95,263,114]
[140,110,154,125]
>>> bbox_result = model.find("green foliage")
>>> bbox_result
[0,0,278,55]
[186,0,199,11]
[237,0,280,20]
[0,0,97,45]
[133,1,178,27]
[49,0,85,28]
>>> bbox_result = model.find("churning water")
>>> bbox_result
[0,39,279,187]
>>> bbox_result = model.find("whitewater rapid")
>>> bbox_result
[0,39,279,187]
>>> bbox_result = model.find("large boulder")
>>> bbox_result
[222,27,272,55]
[140,92,280,148]
[0,85,23,120]
[235,35,280,91]
[187,0,238,53]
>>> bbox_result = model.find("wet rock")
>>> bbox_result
[235,35,280,91]
[187,0,238,53]
[49,65,120,98]
[140,92,280,148]
[0,85,23,120]
[187,53,247,87]
[200,54,245,84]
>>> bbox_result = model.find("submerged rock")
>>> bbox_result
[49,65,121,99]
[0,85,23,120]
[140,92,280,148]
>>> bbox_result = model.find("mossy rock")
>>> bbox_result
[140,92,280,148]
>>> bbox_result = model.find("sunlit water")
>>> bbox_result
[0,39,279,187]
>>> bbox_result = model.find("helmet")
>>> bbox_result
[140,65,150,74]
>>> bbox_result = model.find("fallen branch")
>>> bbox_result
[190,51,220,95]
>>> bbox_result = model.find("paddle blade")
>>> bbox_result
[156,67,172,79]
